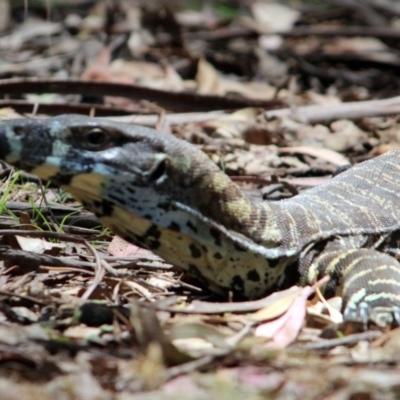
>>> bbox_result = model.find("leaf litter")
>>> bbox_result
[0,1,400,398]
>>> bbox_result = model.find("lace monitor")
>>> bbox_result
[1,115,400,326]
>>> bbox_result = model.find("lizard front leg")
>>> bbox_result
[306,248,400,327]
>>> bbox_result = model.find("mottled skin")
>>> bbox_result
[1,115,400,325]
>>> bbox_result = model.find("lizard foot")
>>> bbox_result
[343,302,400,329]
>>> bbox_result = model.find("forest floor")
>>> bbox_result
[1,1,400,398]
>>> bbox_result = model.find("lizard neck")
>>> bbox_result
[172,165,284,249]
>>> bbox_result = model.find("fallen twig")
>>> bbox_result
[265,95,400,123]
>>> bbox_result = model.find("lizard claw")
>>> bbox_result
[343,302,400,329]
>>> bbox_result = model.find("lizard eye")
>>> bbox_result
[82,128,110,150]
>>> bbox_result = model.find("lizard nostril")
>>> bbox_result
[12,125,26,137]
[13,126,25,137]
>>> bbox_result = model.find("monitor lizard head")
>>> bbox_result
[0,115,268,234]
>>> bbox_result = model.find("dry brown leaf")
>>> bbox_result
[170,323,231,353]
[0,107,23,119]
[305,91,342,106]
[307,296,343,325]
[251,2,300,32]
[249,289,302,322]
[195,58,276,99]
[327,120,369,152]
[147,276,175,291]
[175,4,218,28]
[110,60,184,91]
[195,58,223,95]
[108,235,153,257]
[15,235,65,254]
[370,144,400,155]
[204,108,259,139]
[0,17,62,50]
[63,325,102,339]
[0,323,48,345]
[253,286,314,348]
[11,306,38,323]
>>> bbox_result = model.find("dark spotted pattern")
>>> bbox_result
[209,227,222,247]
[94,199,114,217]
[268,257,284,269]
[131,224,162,250]
[233,242,247,252]
[231,275,245,294]
[189,243,202,259]
[247,269,260,282]
[51,172,74,185]
[186,221,198,233]
[213,252,222,260]
[168,222,181,232]
[108,193,127,206]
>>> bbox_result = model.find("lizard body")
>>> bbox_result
[1,115,400,325]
